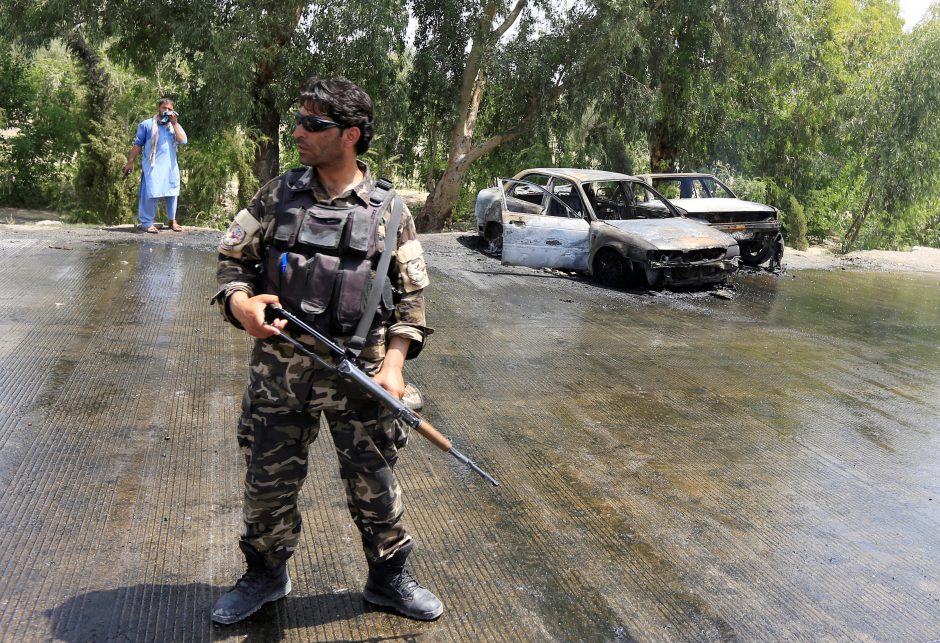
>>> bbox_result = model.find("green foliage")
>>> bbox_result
[66,32,140,224]
[0,41,84,207]
[710,163,773,203]
[784,195,809,250]
[640,0,786,171]
[835,13,940,251]
[182,128,258,229]
[0,0,938,249]
[803,176,853,242]
[69,118,137,224]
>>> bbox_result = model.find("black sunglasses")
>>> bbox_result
[294,112,341,133]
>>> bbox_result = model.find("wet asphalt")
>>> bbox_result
[0,229,938,642]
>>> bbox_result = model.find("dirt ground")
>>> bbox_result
[783,243,940,272]
[1,212,938,274]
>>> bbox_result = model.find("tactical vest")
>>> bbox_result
[262,169,397,336]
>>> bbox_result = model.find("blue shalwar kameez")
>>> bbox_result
[133,118,186,227]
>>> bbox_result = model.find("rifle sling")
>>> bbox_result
[346,194,404,359]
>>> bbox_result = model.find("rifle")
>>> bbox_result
[265,305,500,487]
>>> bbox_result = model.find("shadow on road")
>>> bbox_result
[46,583,417,642]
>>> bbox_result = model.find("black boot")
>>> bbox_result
[211,542,292,625]
[363,547,443,620]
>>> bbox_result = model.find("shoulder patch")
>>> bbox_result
[219,209,261,257]
[397,239,430,292]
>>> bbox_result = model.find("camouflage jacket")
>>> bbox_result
[213,162,430,361]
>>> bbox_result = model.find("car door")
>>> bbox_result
[500,177,591,271]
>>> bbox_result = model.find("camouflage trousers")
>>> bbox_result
[237,335,412,567]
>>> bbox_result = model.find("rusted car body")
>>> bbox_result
[637,173,784,266]
[475,168,739,288]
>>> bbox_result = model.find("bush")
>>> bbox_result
[181,128,257,229]
[783,195,809,250]
[69,116,138,224]
[0,42,84,208]
[709,162,773,204]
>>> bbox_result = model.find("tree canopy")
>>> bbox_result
[0,0,937,251]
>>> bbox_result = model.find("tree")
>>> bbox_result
[1,0,410,187]
[413,0,644,231]
[413,0,530,232]
[66,32,137,223]
[0,40,84,207]
[106,0,411,186]
[636,0,786,173]
[840,14,940,251]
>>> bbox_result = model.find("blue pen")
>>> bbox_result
[280,253,287,274]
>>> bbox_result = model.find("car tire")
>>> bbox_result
[592,249,626,287]
[740,243,773,266]
[483,221,503,254]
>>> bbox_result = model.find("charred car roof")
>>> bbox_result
[515,168,642,183]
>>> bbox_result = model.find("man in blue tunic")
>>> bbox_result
[123,97,188,233]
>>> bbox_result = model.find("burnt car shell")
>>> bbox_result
[638,173,783,266]
[475,168,739,288]
[594,218,738,285]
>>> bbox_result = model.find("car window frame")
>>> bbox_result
[498,177,584,220]
[546,177,587,218]
[582,179,634,220]
[649,175,739,201]
[586,179,683,220]
[705,175,737,199]
[629,181,681,218]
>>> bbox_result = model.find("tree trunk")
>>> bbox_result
[421,153,467,232]
[424,119,438,192]
[250,95,280,185]
[416,0,529,232]
[649,121,679,173]
[248,7,303,185]
[842,184,876,253]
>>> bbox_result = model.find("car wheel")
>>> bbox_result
[592,249,626,286]
[740,243,773,266]
[483,221,503,254]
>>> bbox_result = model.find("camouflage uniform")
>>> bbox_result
[213,162,430,567]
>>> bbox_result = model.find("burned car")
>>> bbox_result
[637,173,784,266]
[475,168,739,288]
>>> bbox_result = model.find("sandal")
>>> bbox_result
[168,221,183,232]
[144,225,159,234]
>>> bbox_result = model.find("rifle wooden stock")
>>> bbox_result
[415,416,452,451]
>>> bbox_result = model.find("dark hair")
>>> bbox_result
[299,77,373,154]
[157,97,174,107]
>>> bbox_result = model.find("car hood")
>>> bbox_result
[670,198,776,214]
[603,218,733,250]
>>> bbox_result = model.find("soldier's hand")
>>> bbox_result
[372,337,409,400]
[372,366,405,401]
[230,292,286,339]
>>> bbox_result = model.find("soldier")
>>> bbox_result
[210,77,441,624]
